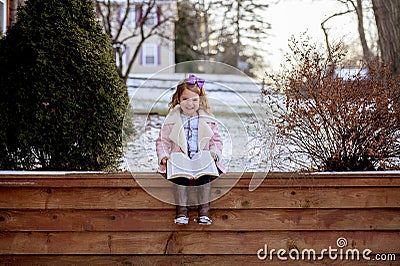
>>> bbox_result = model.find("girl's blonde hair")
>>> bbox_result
[169,78,211,114]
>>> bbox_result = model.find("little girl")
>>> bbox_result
[156,74,225,225]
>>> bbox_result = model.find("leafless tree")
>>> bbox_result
[95,0,175,82]
[321,0,374,63]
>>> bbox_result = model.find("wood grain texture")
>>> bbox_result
[2,171,400,179]
[2,176,400,187]
[2,172,400,188]
[1,186,399,209]
[0,172,399,264]
[0,231,399,255]
[1,255,398,265]
[1,209,399,232]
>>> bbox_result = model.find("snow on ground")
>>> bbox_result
[126,73,268,115]
[123,112,274,173]
[123,74,275,173]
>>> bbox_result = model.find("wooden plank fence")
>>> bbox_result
[0,172,399,265]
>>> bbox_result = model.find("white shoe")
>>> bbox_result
[174,215,189,225]
[198,216,212,225]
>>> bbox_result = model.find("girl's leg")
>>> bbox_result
[171,177,190,225]
[195,175,212,225]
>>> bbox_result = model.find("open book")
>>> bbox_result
[167,151,219,180]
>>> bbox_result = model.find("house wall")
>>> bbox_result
[129,34,175,74]
[122,1,176,74]
[97,1,176,75]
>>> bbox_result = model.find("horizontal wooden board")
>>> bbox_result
[1,187,399,209]
[0,255,398,265]
[0,172,128,179]
[1,209,399,232]
[1,176,400,188]
[1,172,399,260]
[0,231,399,255]
[2,171,400,179]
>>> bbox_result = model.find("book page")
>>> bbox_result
[167,151,219,179]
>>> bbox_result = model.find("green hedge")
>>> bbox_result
[0,0,128,170]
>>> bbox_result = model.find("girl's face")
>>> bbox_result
[179,88,200,116]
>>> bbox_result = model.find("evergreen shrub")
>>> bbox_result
[0,0,128,170]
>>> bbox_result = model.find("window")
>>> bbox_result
[141,44,160,66]
[133,4,161,28]
[119,5,136,28]
[143,6,157,27]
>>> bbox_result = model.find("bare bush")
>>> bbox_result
[265,36,400,171]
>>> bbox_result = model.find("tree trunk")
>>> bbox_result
[355,0,372,62]
[235,0,241,69]
[372,0,400,76]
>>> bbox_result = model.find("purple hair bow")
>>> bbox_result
[187,74,205,88]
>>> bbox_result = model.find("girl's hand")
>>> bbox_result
[161,157,169,165]
[211,152,219,162]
